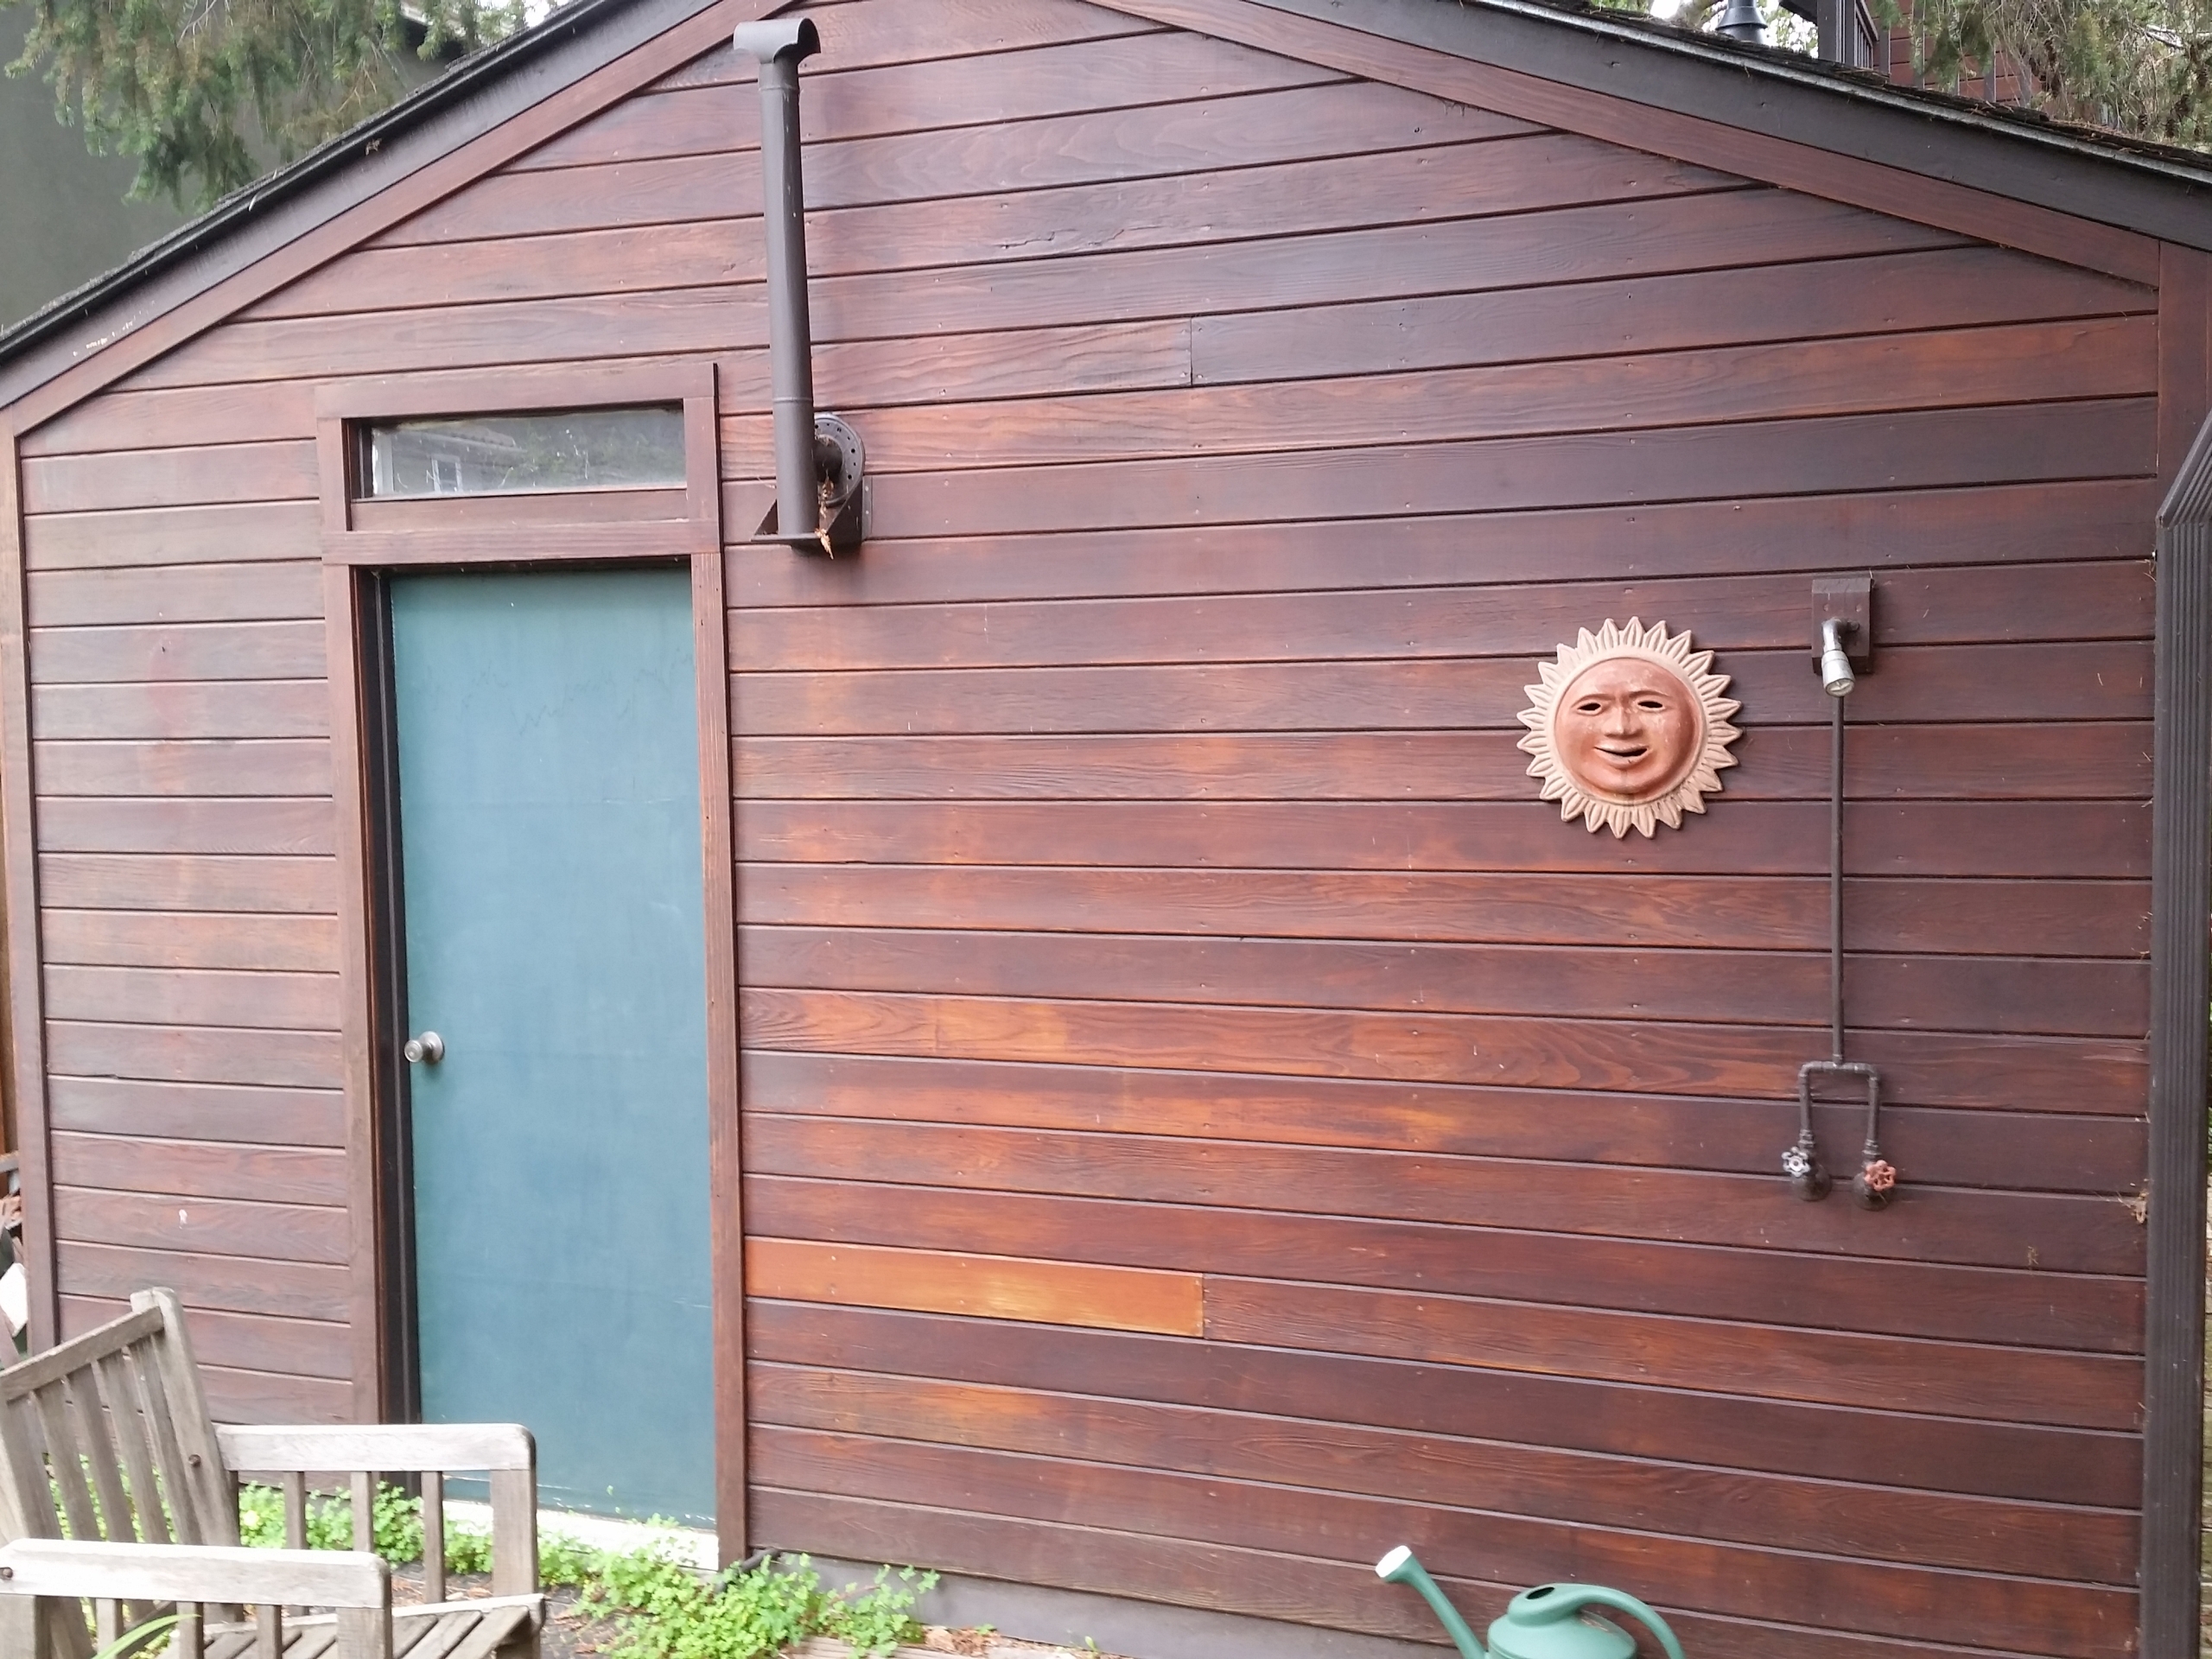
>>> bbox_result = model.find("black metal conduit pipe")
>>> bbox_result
[734,17,824,543]
[1827,690,1844,1060]
[1785,626,1893,1209]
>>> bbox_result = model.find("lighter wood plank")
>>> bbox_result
[216,1596,534,1657]
[93,1351,168,1544]
[0,1539,387,1606]
[0,1307,162,1395]
[216,1422,533,1472]
[132,1291,240,1546]
[420,1471,443,1607]
[486,1471,536,1600]
[67,1365,136,1543]
[746,1237,1202,1336]
[122,1339,204,1545]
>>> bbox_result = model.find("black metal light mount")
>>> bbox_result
[734,16,866,556]
[1786,574,1897,1210]
[1714,0,1766,43]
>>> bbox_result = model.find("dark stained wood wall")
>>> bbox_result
[5,0,2169,1653]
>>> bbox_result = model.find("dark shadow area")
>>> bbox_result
[0,10,183,331]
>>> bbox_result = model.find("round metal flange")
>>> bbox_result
[814,414,865,510]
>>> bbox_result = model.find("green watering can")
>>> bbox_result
[1376,1547,1688,1659]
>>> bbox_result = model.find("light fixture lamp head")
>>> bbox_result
[1818,616,1857,697]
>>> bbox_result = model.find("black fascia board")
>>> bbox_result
[1245,0,2212,250]
[2144,410,2212,1659]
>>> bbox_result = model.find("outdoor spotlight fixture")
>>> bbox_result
[1819,616,1858,697]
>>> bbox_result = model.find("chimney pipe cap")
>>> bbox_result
[734,16,820,64]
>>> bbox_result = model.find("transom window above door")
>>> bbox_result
[318,364,720,565]
[361,404,686,499]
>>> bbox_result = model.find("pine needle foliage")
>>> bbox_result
[4,0,524,208]
[1604,0,2212,152]
[1877,0,2212,149]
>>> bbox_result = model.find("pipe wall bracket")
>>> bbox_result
[751,414,868,555]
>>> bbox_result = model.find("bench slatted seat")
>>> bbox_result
[0,1289,543,1659]
[192,1590,540,1659]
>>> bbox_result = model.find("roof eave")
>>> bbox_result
[1243,0,2212,249]
[0,0,722,402]
[9,0,2212,406]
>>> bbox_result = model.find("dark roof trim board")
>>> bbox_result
[1111,0,2169,279]
[2145,410,2212,1659]
[1287,0,2212,246]
[0,0,753,418]
[1,0,630,365]
[6,0,2212,421]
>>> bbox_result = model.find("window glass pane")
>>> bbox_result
[363,405,685,498]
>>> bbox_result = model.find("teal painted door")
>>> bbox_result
[391,568,715,1523]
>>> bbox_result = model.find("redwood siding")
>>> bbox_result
[6,0,2166,1652]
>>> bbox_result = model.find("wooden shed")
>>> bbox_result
[0,0,2208,1654]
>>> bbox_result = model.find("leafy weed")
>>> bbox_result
[233,1487,930,1655]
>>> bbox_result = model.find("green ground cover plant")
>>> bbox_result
[89,1614,177,1659]
[237,1482,933,1656]
[585,1542,933,1659]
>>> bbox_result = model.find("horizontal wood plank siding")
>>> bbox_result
[677,6,2154,1651]
[19,313,341,1420]
[4,0,2165,1645]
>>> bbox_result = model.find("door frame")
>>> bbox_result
[314,361,746,1560]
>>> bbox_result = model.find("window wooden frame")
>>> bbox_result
[314,359,745,1560]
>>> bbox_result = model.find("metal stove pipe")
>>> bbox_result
[734,16,825,545]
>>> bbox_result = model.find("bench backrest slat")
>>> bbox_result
[0,1291,243,1656]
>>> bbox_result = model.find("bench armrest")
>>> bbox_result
[217,1423,534,1474]
[0,1539,389,1607]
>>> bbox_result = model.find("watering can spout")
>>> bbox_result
[1376,1547,1485,1659]
[1376,1548,1688,1659]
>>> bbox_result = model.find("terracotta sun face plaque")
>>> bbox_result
[1517,618,1742,837]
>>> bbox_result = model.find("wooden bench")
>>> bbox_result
[0,1288,543,1659]
[0,1536,392,1657]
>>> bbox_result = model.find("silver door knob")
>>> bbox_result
[403,1032,445,1065]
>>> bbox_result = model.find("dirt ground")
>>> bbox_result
[396,1572,1130,1659]
[538,1595,1133,1657]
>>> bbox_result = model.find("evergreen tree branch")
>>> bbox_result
[3,0,523,207]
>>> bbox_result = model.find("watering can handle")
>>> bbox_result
[1549,1588,1687,1659]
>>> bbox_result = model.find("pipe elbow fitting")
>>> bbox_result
[733,16,820,63]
